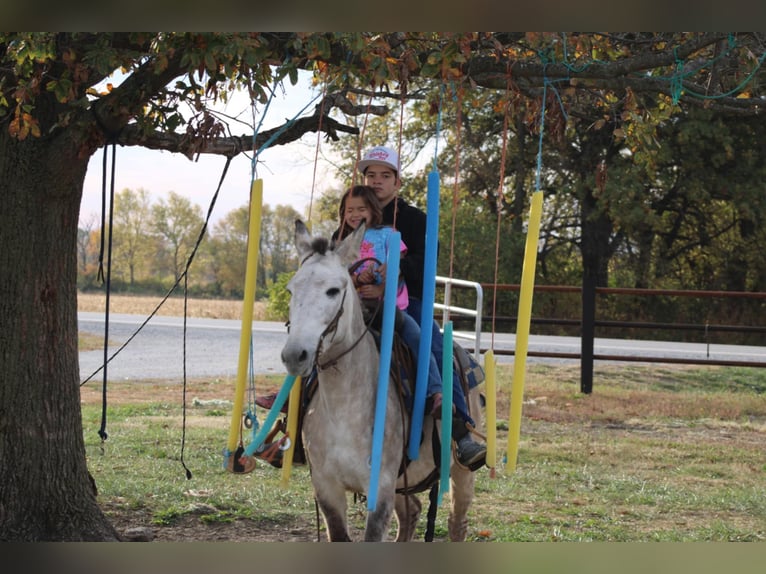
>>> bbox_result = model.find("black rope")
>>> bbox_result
[180,272,193,480]
[177,157,233,479]
[82,155,232,480]
[97,140,117,443]
[96,144,108,284]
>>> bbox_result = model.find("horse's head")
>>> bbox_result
[280,219,366,377]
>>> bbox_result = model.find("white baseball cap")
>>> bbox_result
[357,146,399,174]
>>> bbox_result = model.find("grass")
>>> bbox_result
[81,363,766,542]
[78,294,766,541]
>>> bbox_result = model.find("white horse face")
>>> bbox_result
[280,220,366,377]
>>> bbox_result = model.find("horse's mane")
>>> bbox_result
[311,236,330,255]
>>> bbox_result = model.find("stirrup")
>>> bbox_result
[225,445,257,474]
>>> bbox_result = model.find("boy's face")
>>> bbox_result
[363,165,400,207]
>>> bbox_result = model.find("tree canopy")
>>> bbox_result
[3,33,766,160]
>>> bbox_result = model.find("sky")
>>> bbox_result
[79,72,343,228]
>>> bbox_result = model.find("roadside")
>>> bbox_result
[77,292,267,321]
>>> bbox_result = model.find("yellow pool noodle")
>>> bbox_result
[280,376,302,487]
[227,179,263,453]
[507,189,543,473]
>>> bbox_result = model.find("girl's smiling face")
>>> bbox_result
[343,195,371,229]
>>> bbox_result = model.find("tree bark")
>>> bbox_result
[0,127,120,540]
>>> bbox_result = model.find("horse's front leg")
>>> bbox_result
[364,494,395,541]
[315,493,351,542]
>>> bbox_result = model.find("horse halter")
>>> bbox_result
[314,285,353,371]
[315,259,381,372]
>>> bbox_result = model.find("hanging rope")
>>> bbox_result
[174,152,238,478]
[490,70,513,352]
[225,68,329,469]
[96,139,117,443]
[392,88,408,227]
[446,84,462,287]
[307,70,330,224]
[178,156,235,478]
[353,92,376,182]
[180,272,193,479]
[337,90,376,241]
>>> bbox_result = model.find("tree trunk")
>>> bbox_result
[580,185,613,288]
[579,183,614,394]
[0,128,120,541]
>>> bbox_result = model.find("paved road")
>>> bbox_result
[458,331,766,365]
[78,312,289,384]
[78,312,766,384]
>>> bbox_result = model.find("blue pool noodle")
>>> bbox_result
[407,170,440,460]
[367,230,401,511]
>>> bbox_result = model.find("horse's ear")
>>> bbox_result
[335,221,366,265]
[295,219,313,260]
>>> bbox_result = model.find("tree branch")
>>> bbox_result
[454,33,766,115]
[116,113,359,159]
[90,46,188,137]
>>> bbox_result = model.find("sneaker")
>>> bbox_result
[455,435,486,467]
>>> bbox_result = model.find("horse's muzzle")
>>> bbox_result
[280,344,314,378]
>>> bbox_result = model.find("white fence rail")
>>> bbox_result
[434,275,483,354]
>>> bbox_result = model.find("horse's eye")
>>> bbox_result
[326,287,340,298]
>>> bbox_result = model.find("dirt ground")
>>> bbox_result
[107,506,326,542]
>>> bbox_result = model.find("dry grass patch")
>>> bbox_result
[78,292,267,320]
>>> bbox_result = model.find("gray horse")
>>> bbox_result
[280,220,480,542]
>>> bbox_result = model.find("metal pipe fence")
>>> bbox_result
[435,281,766,393]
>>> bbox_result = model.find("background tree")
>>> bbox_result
[263,204,302,283]
[76,214,101,290]
[206,205,251,298]
[110,188,152,287]
[151,191,205,284]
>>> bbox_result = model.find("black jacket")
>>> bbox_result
[381,197,428,301]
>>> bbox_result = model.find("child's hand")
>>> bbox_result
[358,283,385,300]
[376,263,387,283]
[358,267,376,284]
